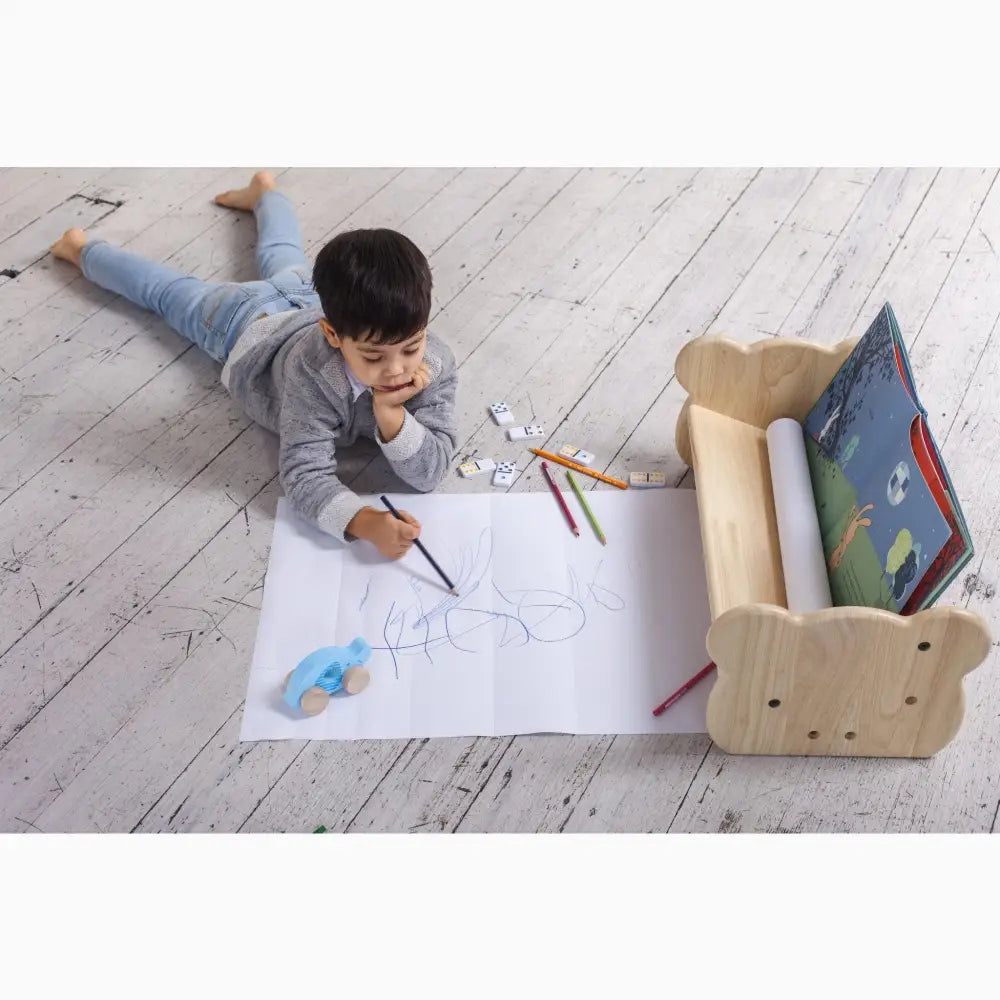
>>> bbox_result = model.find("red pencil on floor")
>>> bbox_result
[540,461,580,537]
[652,662,716,716]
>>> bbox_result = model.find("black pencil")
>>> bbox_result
[379,495,458,595]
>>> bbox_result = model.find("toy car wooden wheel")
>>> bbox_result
[342,666,371,695]
[284,670,330,716]
[299,686,330,716]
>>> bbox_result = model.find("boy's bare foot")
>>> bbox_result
[51,228,87,269]
[213,170,277,211]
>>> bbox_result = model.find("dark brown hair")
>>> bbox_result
[312,228,432,344]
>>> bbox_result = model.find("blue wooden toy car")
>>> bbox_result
[282,638,372,716]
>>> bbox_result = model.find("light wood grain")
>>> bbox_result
[678,334,992,758]
[2,168,998,831]
[497,171,886,829]
[677,336,858,615]
[0,168,588,832]
[780,168,939,343]
[685,404,786,615]
[670,168,1000,830]
[378,169,824,823]
[707,603,990,757]
[675,336,857,438]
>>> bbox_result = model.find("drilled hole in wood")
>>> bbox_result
[905,696,918,705]
[845,731,857,740]
[768,698,781,708]
[808,730,819,739]
[918,641,931,651]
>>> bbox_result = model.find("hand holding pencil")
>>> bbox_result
[379,496,458,595]
[376,507,422,558]
[348,504,421,560]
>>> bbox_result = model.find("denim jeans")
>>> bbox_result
[79,191,321,363]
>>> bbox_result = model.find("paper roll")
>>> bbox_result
[766,418,833,613]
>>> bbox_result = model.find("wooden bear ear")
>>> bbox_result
[919,607,993,675]
[707,604,789,668]
[674,336,858,429]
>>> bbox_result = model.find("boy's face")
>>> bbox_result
[320,320,427,393]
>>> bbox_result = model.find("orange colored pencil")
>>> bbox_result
[529,449,628,489]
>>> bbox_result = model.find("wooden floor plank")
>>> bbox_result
[0,445,278,828]
[2,169,997,833]
[0,169,61,208]
[0,169,114,245]
[31,597,266,833]
[0,168,474,706]
[0,197,119,276]
[859,168,997,337]
[456,736,614,833]
[0,169,237,371]
[428,168,579,307]
[546,736,714,833]
[543,173,893,828]
[710,168,878,341]
[0,353,230,608]
[247,169,779,830]
[0,171,432,655]
[778,168,939,341]
[0,170,183,281]
[140,171,662,831]
[341,170,801,831]
[1,170,584,828]
[405,168,520,254]
[246,738,507,834]
[0,376,254,660]
[445,169,762,486]
[535,168,702,305]
[669,170,1000,833]
[452,169,832,831]
[134,710,311,833]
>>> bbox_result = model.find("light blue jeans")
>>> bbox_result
[80,191,321,362]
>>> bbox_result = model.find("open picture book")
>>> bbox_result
[802,303,974,613]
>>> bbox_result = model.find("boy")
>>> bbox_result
[51,171,458,561]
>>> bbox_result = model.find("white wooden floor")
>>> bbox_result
[1,167,998,834]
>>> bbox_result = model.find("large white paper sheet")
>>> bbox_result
[240,489,713,740]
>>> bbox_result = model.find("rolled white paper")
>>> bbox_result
[766,418,833,613]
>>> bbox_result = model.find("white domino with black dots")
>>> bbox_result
[458,458,496,478]
[629,471,666,488]
[559,445,595,467]
[492,461,517,487]
[489,402,515,425]
[507,425,545,441]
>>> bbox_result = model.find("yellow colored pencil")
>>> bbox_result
[567,470,607,545]
[529,448,628,489]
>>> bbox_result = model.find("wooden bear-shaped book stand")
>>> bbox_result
[674,336,991,758]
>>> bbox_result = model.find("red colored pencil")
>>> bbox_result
[652,662,716,717]
[540,461,579,537]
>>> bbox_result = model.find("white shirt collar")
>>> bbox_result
[344,362,369,401]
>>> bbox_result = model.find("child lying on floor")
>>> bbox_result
[52,171,458,560]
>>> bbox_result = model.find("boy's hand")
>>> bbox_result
[346,507,421,560]
[372,363,431,410]
[372,364,431,443]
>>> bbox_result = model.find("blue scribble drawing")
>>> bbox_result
[365,528,624,675]
[359,579,372,611]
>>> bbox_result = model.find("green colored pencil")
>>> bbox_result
[566,470,607,545]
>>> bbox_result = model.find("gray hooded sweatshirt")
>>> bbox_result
[221,308,458,541]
